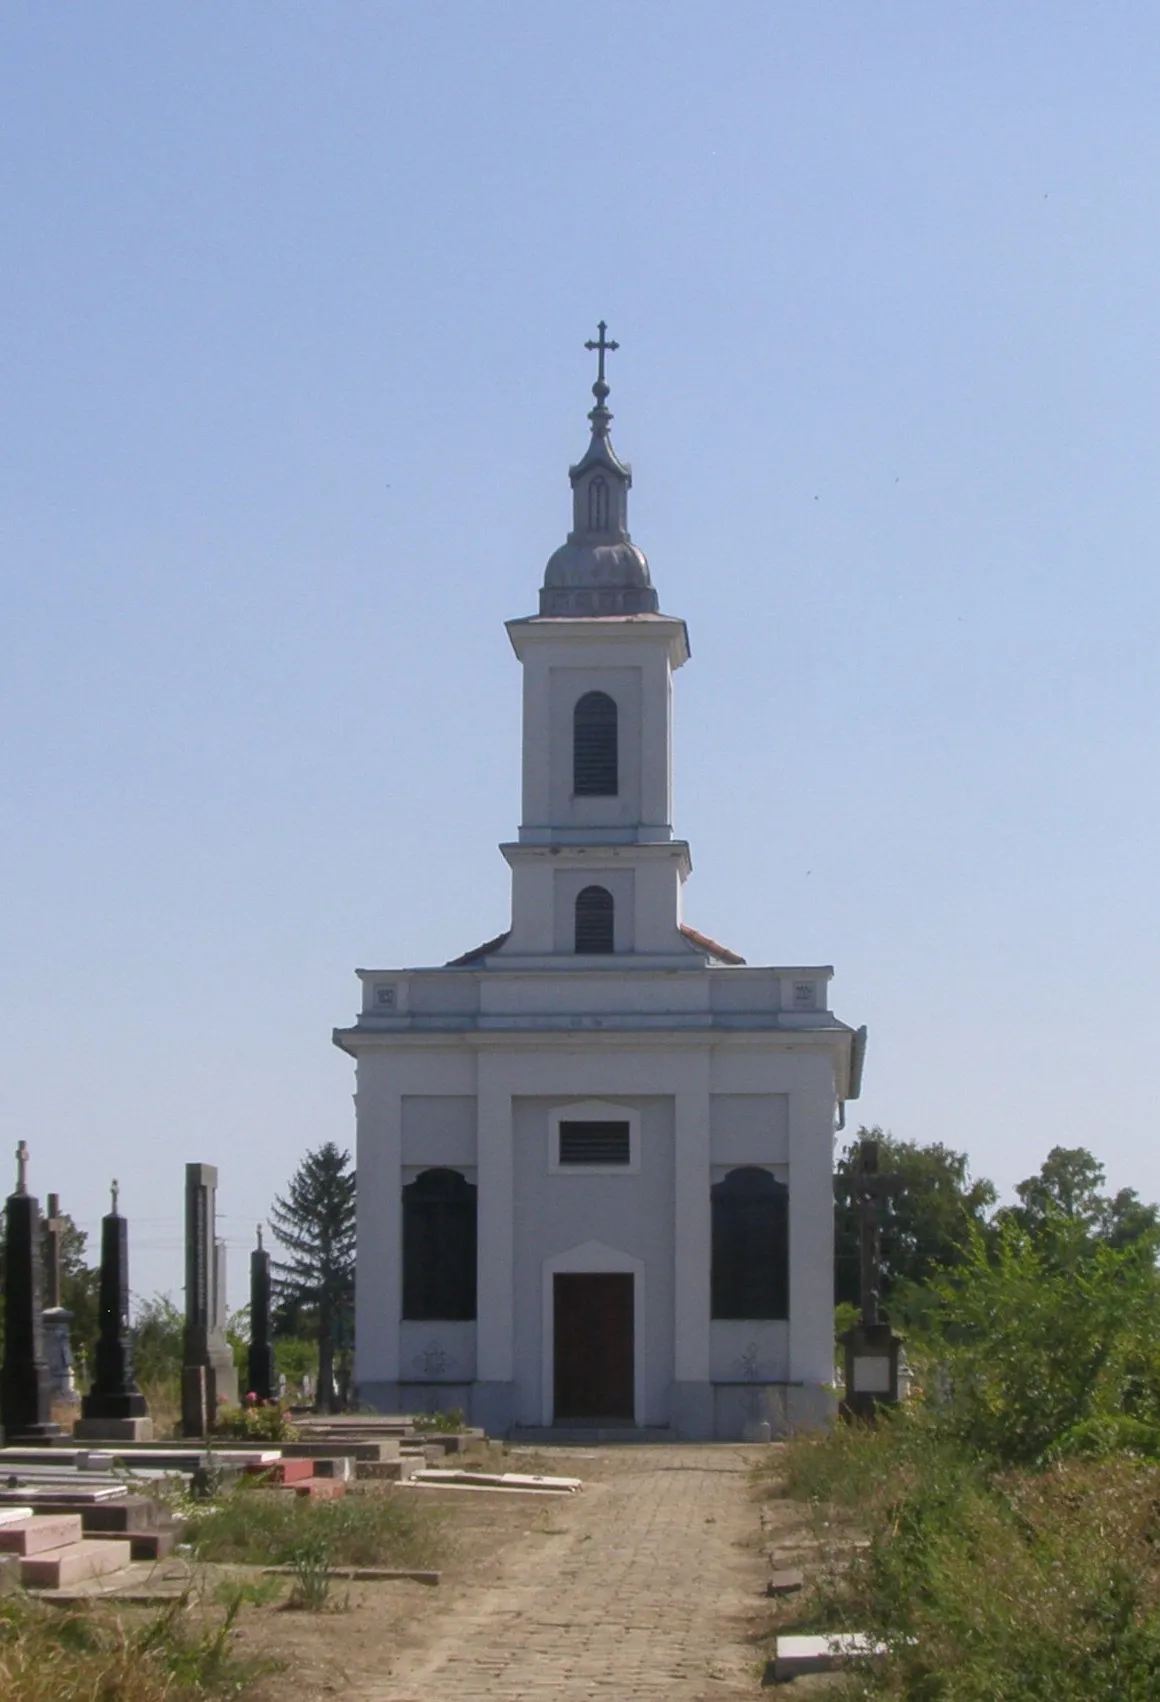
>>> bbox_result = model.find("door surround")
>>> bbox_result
[541,1240,646,1426]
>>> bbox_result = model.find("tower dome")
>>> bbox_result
[540,323,660,617]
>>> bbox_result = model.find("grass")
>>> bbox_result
[771,1413,1160,1700]
[0,1585,267,1702]
[187,1482,442,1570]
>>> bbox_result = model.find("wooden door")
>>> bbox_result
[553,1273,634,1423]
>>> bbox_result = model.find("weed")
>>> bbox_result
[0,1583,266,1701]
[188,1481,442,1569]
[285,1536,332,1611]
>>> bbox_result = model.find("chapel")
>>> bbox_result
[333,329,866,1438]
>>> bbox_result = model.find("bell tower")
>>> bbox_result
[498,326,695,962]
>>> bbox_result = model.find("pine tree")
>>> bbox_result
[268,1143,356,1412]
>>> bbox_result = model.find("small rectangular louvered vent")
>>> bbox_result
[558,1121,631,1166]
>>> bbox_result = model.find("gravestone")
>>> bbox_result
[247,1226,277,1404]
[0,1143,62,1443]
[41,1192,78,1405]
[75,1182,152,1441]
[181,1164,238,1435]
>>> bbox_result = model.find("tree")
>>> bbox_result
[1008,1146,1160,1250]
[268,1143,356,1412]
[834,1127,997,1316]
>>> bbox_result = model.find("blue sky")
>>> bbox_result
[4,3,1160,1308]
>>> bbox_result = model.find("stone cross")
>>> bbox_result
[15,1141,29,1195]
[43,1192,66,1312]
[850,1138,902,1328]
[584,320,619,389]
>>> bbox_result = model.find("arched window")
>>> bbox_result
[587,475,609,531]
[573,691,618,796]
[402,1168,477,1321]
[711,1167,789,1320]
[575,885,615,954]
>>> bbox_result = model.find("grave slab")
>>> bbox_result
[769,1633,888,1683]
[766,1568,805,1597]
[0,1514,83,1555]
[22,1539,129,1590]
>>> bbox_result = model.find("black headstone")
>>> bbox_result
[0,1143,62,1442]
[247,1228,277,1404]
[81,1184,147,1421]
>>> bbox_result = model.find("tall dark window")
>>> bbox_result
[587,475,609,531]
[402,1168,477,1321]
[575,885,615,954]
[711,1167,789,1320]
[573,691,618,796]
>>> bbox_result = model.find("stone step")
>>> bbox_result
[506,1425,674,1445]
[0,1514,83,1555]
[21,1540,129,1590]
[0,1507,35,1528]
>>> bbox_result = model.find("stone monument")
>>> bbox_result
[181,1163,238,1435]
[76,1181,152,1441]
[41,1191,79,1406]
[247,1225,277,1404]
[0,1143,62,1443]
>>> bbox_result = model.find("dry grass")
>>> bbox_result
[0,1588,264,1702]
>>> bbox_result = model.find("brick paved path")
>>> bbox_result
[369,1445,764,1701]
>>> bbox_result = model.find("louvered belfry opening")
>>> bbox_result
[573,691,618,796]
[575,884,615,954]
[558,1120,631,1165]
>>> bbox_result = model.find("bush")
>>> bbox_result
[212,1400,299,1443]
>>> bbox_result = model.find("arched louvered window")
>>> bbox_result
[573,691,618,796]
[587,475,609,531]
[711,1167,789,1320]
[402,1168,477,1321]
[575,885,615,954]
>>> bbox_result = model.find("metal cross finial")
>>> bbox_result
[111,1178,119,1215]
[850,1138,902,1329]
[584,320,619,391]
[15,1140,29,1194]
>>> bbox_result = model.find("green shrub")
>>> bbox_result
[212,1401,299,1443]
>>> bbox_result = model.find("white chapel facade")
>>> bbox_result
[334,330,865,1437]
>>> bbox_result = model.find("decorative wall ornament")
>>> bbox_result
[411,1339,457,1379]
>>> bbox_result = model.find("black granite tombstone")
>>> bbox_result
[80,1181,148,1426]
[247,1226,277,1403]
[0,1142,62,1443]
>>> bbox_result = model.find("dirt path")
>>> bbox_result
[355,1444,766,1702]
